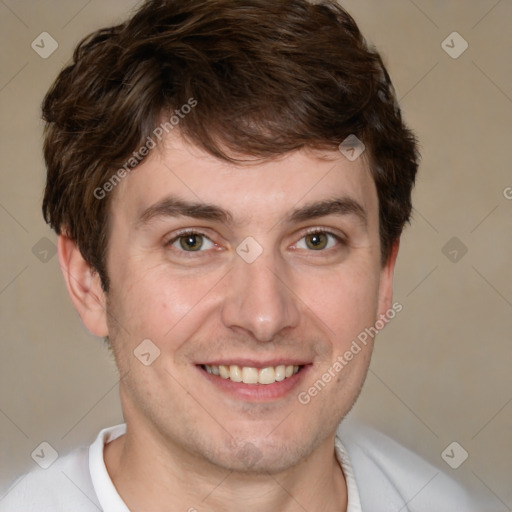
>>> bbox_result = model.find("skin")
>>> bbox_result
[58,133,399,512]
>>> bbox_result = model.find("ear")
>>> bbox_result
[377,238,400,317]
[57,233,109,337]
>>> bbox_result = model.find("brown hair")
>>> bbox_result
[42,0,419,291]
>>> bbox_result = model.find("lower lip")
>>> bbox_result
[196,365,311,402]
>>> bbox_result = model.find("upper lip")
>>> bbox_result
[197,359,311,368]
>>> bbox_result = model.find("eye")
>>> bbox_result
[168,231,215,252]
[295,231,341,251]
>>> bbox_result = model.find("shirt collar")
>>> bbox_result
[335,435,363,512]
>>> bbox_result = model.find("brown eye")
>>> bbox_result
[168,232,215,252]
[295,231,341,251]
[179,233,204,251]
[305,232,329,250]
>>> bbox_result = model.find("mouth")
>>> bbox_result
[196,361,311,402]
[200,363,302,385]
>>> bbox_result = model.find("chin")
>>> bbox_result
[208,434,316,475]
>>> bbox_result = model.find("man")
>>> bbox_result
[0,0,472,510]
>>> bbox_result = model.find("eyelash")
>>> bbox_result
[165,228,346,255]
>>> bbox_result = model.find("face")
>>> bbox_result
[100,135,396,473]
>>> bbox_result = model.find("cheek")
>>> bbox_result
[300,268,379,413]
[299,265,381,343]
[108,266,222,347]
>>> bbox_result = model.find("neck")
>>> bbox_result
[104,422,347,512]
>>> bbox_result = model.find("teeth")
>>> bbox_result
[219,365,230,379]
[203,364,301,385]
[242,366,258,384]
[275,365,286,381]
[229,365,243,382]
[258,367,275,384]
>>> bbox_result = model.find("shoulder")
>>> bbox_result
[0,445,100,512]
[337,420,476,512]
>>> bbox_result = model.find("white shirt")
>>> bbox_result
[0,421,476,511]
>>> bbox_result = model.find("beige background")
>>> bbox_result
[0,0,511,508]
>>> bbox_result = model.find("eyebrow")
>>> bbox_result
[287,197,367,227]
[135,195,367,229]
[136,197,233,228]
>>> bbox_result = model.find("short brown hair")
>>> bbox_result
[42,0,419,291]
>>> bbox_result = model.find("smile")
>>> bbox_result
[202,364,301,385]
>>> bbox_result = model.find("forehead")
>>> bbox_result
[109,134,378,226]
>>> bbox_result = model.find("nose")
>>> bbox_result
[220,248,301,343]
